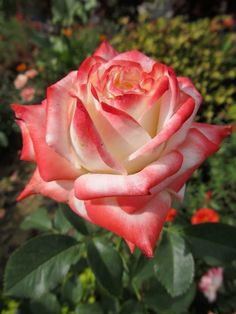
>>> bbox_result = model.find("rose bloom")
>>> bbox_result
[25,69,38,79]
[199,268,223,303]
[14,74,28,89]
[12,42,231,256]
[165,208,177,222]
[20,87,35,102]
[191,208,220,225]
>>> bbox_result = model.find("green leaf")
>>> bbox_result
[132,258,155,288]
[62,204,98,235]
[61,276,83,305]
[0,131,8,147]
[184,223,236,264]
[154,232,194,297]
[87,240,123,296]
[119,300,145,314]
[30,293,60,314]
[20,208,52,232]
[75,303,103,314]
[145,280,196,314]
[4,234,80,298]
[54,206,72,233]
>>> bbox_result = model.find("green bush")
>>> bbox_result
[112,16,236,123]
[0,18,100,150]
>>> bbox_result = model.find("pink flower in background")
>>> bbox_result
[12,42,231,256]
[25,69,38,79]
[14,74,28,89]
[199,267,223,302]
[20,87,35,102]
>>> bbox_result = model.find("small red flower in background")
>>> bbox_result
[16,63,27,72]
[165,208,177,222]
[15,13,24,21]
[20,87,35,102]
[205,191,213,202]
[99,34,107,42]
[191,208,220,225]
[223,16,235,28]
[62,28,73,37]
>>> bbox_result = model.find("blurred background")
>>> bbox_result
[0,0,236,313]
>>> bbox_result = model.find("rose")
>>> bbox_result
[12,42,231,256]
[14,74,28,89]
[165,208,177,222]
[198,268,223,302]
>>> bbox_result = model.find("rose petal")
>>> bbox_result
[154,126,230,195]
[125,240,136,253]
[12,103,83,181]
[156,67,180,132]
[74,151,183,200]
[162,77,203,154]
[192,122,232,144]
[111,93,147,120]
[112,50,156,72]
[70,98,125,174]
[17,168,73,202]
[129,97,195,161]
[74,191,172,257]
[14,118,35,161]
[46,71,80,167]
[77,56,105,86]
[138,76,169,136]
[178,77,202,108]
[93,41,118,61]
[87,95,151,171]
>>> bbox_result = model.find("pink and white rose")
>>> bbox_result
[199,267,224,302]
[12,42,231,256]
[25,69,38,79]
[14,74,28,89]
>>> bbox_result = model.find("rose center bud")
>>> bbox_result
[114,68,141,91]
[104,66,146,98]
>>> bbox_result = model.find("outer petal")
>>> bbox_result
[46,71,80,167]
[74,151,183,200]
[70,191,171,257]
[192,122,232,144]
[178,77,202,108]
[170,125,231,192]
[125,241,136,253]
[70,98,125,174]
[152,126,231,196]
[12,103,82,182]
[93,41,118,61]
[15,118,35,161]
[17,168,73,202]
